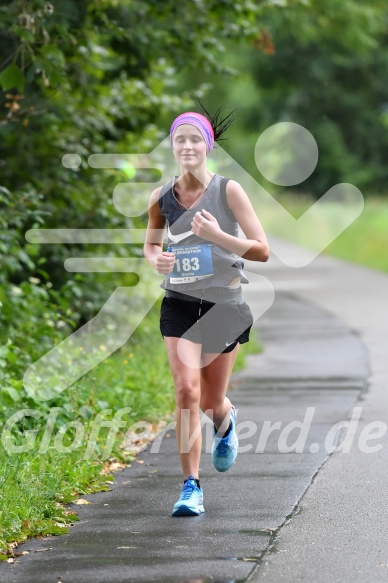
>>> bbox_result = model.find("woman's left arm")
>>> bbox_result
[191,180,270,262]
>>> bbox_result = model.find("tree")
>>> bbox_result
[176,0,388,196]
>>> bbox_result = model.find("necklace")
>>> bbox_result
[172,175,210,210]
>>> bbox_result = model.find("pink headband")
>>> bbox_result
[170,112,215,154]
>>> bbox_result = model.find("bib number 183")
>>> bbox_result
[169,244,214,284]
[175,257,200,272]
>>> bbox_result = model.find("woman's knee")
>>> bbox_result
[175,379,200,408]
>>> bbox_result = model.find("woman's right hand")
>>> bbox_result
[151,251,176,274]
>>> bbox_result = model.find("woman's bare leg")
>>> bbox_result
[199,344,240,433]
[163,336,203,479]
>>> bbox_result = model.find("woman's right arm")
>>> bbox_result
[143,187,175,274]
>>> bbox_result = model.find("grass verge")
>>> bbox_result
[256,193,388,273]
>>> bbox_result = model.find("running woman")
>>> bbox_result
[144,102,269,516]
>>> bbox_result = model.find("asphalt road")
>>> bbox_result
[248,237,388,583]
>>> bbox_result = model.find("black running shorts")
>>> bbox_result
[160,295,254,354]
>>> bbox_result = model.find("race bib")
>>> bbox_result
[169,244,214,284]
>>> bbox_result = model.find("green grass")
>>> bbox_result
[255,193,388,273]
[325,197,388,271]
[0,298,261,558]
[0,448,107,557]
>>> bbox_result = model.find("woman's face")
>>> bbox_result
[172,124,207,167]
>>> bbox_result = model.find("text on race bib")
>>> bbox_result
[169,244,214,284]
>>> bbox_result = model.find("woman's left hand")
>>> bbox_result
[191,209,223,243]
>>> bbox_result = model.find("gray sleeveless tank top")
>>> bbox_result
[158,173,249,303]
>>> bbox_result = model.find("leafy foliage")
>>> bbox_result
[179,0,388,197]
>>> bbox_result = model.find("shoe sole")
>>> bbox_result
[214,464,234,472]
[172,504,205,517]
[212,455,237,472]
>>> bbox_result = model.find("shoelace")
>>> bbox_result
[181,480,197,500]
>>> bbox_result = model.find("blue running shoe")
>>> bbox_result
[172,475,205,517]
[212,405,239,472]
